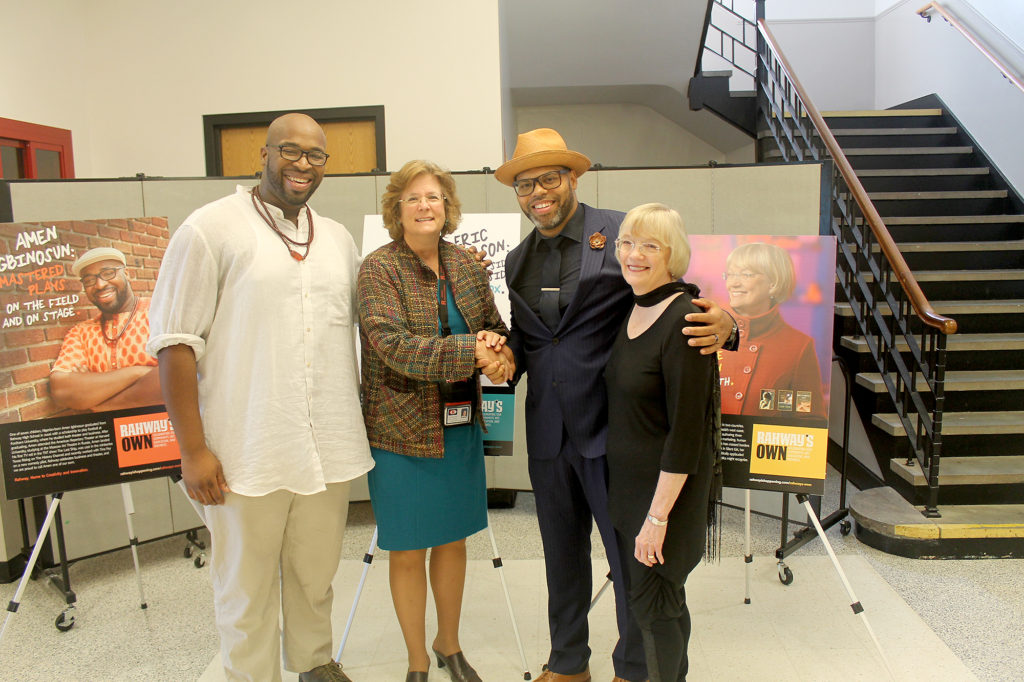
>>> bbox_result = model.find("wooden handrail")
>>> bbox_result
[918,2,1024,94]
[757,19,958,335]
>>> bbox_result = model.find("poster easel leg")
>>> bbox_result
[119,483,148,609]
[335,526,378,663]
[173,476,208,568]
[744,489,752,604]
[796,494,896,680]
[485,518,531,680]
[0,493,67,645]
[589,574,612,611]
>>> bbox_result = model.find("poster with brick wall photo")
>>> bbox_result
[0,218,181,500]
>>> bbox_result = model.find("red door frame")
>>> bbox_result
[0,117,75,179]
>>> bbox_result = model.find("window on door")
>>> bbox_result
[0,118,75,179]
[203,106,385,177]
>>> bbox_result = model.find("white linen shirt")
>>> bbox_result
[147,186,373,497]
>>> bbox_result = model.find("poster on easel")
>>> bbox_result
[362,212,520,456]
[688,234,836,496]
[0,218,181,500]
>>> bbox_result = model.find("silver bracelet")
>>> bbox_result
[646,513,667,527]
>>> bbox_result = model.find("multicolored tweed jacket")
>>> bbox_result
[358,238,509,458]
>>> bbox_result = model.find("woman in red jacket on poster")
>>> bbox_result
[719,241,827,421]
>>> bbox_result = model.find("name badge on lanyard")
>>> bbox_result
[438,265,478,428]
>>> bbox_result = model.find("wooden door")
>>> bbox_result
[219,120,378,176]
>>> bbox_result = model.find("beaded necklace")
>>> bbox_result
[251,187,314,261]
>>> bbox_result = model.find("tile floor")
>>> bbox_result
[1,490,1021,681]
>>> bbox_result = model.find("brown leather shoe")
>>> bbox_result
[298,660,353,682]
[535,667,591,682]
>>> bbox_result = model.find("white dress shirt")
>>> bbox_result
[147,186,373,496]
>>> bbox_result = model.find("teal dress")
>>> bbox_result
[367,281,488,551]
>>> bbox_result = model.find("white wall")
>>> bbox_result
[764,0,1024,193]
[876,0,1024,192]
[766,18,877,111]
[0,0,504,178]
[770,0,876,21]
[515,103,734,169]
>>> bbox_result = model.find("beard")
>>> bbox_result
[91,284,131,315]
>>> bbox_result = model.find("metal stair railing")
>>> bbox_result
[918,2,1024,95]
[698,0,957,516]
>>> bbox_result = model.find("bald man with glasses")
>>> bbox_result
[149,113,371,682]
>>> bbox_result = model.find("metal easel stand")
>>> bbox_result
[335,517,532,680]
[0,493,75,645]
[172,475,208,568]
[794,492,896,679]
[743,489,753,604]
[119,483,148,610]
[775,354,854,584]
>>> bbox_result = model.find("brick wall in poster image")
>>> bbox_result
[0,218,169,424]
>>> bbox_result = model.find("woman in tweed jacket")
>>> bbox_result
[358,160,514,682]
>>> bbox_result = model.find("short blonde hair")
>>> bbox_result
[726,242,796,303]
[380,160,463,241]
[617,203,691,278]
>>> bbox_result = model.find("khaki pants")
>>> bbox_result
[205,482,351,682]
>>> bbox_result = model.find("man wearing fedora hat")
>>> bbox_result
[494,128,737,682]
[50,246,164,412]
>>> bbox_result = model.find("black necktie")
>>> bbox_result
[539,237,563,331]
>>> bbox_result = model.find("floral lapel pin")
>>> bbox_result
[588,233,607,250]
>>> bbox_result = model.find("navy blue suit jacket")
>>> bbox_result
[507,204,632,461]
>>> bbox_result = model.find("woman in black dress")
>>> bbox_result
[604,203,720,681]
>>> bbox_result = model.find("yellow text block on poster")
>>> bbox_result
[748,424,829,480]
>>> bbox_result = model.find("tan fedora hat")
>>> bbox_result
[495,128,592,186]
[72,246,127,276]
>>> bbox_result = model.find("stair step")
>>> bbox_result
[840,332,1024,353]
[860,269,1024,282]
[823,109,943,117]
[891,455,1024,486]
[894,240,1024,253]
[861,214,1024,225]
[855,167,989,177]
[835,299,1024,317]
[872,411,1024,436]
[856,370,1024,393]
[867,190,1007,201]
[851,487,1024,548]
[830,127,957,137]
[843,146,973,156]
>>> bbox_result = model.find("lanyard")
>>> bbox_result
[437,261,452,337]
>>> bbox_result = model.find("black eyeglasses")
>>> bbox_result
[270,145,329,167]
[80,266,124,288]
[512,169,571,197]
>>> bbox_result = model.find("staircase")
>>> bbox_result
[690,0,1024,557]
[820,96,1024,515]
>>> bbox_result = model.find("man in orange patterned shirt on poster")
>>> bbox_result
[49,247,163,412]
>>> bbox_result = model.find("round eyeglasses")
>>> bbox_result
[722,271,761,282]
[399,193,446,207]
[615,238,663,255]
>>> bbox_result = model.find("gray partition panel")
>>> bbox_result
[51,478,174,560]
[142,178,247,233]
[310,175,381,250]
[2,163,826,557]
[9,180,145,222]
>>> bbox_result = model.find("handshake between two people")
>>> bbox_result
[474,330,516,384]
